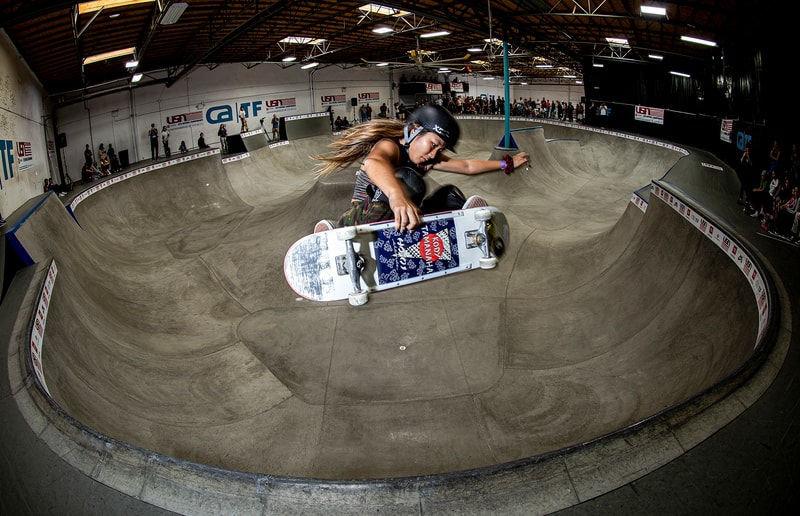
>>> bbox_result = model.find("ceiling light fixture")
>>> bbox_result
[681,35,717,47]
[358,4,410,17]
[648,54,664,60]
[131,73,143,82]
[282,56,297,62]
[593,62,604,68]
[421,31,450,38]
[606,37,630,46]
[125,60,139,68]
[535,64,553,69]
[279,36,327,45]
[670,71,691,78]
[160,2,187,25]
[83,46,136,65]
[78,0,153,15]
[372,25,393,34]
[376,62,389,67]
[467,47,482,52]
[300,62,319,69]
[640,5,667,16]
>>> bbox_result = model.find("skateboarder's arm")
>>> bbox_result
[362,140,423,231]
[432,152,530,175]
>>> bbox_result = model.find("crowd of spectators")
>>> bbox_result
[439,96,584,122]
[741,140,800,242]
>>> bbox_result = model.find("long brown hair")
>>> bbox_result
[314,118,407,176]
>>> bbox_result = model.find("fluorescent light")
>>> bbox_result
[376,62,389,67]
[482,76,495,80]
[606,37,629,46]
[282,56,297,62]
[648,54,664,60]
[681,35,717,47]
[131,73,143,82]
[300,62,319,69]
[125,60,138,68]
[670,71,691,78]
[467,47,482,52]
[438,68,450,72]
[372,25,393,34]
[160,2,187,25]
[421,31,450,38]
[83,46,136,65]
[535,64,553,69]
[641,5,667,16]
[593,62,604,68]
[563,74,577,78]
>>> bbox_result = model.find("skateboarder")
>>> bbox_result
[314,104,530,233]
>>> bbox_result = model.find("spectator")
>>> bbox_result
[83,144,93,166]
[737,145,754,206]
[97,143,110,175]
[149,123,159,161]
[218,124,228,153]
[271,115,279,140]
[179,140,187,153]
[81,161,99,182]
[768,140,781,173]
[750,170,770,219]
[161,125,171,157]
[43,177,72,197]
[239,106,248,132]
[107,143,121,173]
[198,132,210,149]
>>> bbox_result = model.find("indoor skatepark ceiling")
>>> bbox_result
[1,1,758,101]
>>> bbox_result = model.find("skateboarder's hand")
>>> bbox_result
[390,196,422,232]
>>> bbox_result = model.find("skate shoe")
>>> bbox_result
[314,219,335,233]
[462,195,489,210]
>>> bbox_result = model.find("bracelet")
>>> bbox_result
[500,155,514,175]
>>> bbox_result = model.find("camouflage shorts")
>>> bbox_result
[338,200,393,227]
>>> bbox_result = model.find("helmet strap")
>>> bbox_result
[404,124,424,150]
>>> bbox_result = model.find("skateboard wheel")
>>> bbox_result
[479,256,497,269]
[475,209,492,221]
[336,226,357,240]
[348,290,369,306]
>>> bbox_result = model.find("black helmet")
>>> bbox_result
[405,104,460,152]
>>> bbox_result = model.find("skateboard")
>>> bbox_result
[284,207,510,306]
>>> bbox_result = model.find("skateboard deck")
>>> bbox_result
[284,207,510,305]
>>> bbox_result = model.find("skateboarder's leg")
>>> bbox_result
[337,200,393,227]
[421,185,467,213]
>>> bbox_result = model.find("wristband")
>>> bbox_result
[501,155,514,175]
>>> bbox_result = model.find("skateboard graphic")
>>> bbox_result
[284,207,510,305]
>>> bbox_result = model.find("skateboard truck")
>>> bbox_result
[334,227,369,306]
[468,209,498,269]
